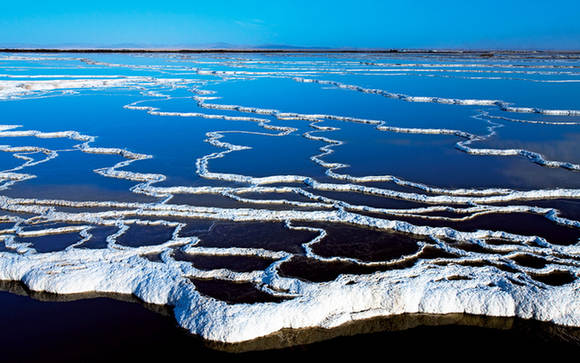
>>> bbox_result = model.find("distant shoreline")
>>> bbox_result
[1,48,579,55]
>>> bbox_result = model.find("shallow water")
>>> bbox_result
[0,51,578,348]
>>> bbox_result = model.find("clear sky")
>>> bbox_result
[1,0,579,49]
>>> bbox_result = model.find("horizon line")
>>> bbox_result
[1,47,580,54]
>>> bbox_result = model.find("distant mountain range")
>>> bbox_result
[0,42,332,50]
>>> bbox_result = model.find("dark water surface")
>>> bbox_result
[0,286,578,363]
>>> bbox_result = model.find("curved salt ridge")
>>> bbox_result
[0,55,79,62]
[484,112,580,125]
[16,226,89,238]
[413,71,580,84]
[0,74,131,79]
[194,64,580,81]
[0,146,58,173]
[85,147,166,187]
[368,68,580,77]
[0,77,192,100]
[453,114,580,171]
[292,77,580,117]
[181,245,289,260]
[359,61,580,70]
[285,220,431,267]
[457,144,580,170]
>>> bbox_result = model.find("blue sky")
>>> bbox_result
[1,1,579,49]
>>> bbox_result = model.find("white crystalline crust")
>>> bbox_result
[0,77,190,100]
[0,53,579,344]
[292,77,580,117]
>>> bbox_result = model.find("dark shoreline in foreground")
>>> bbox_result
[1,48,580,56]
[1,280,578,362]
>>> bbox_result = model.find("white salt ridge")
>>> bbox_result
[360,61,580,70]
[484,112,580,125]
[0,77,192,100]
[0,55,76,61]
[415,72,580,84]
[292,77,580,116]
[0,74,127,79]
[195,60,580,79]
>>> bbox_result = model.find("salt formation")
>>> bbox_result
[0,52,578,345]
